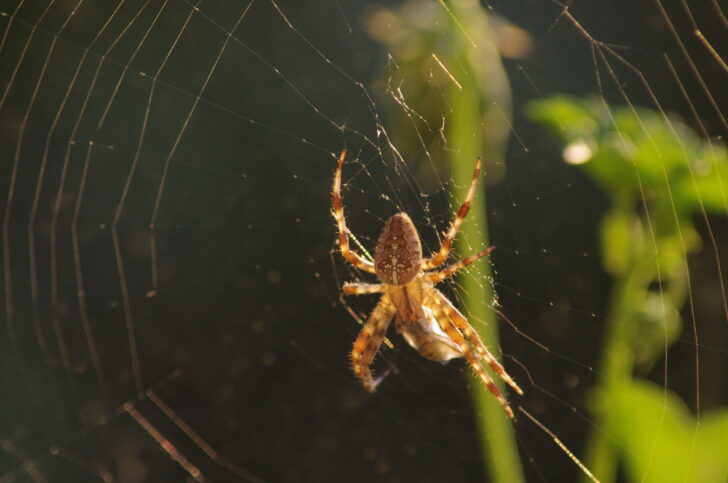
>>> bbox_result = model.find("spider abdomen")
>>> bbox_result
[396,307,463,362]
[374,213,422,285]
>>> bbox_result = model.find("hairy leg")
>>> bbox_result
[351,296,395,391]
[332,150,376,273]
[430,299,515,419]
[425,246,494,284]
[422,157,481,270]
[342,282,384,296]
[432,290,522,395]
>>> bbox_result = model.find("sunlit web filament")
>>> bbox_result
[124,403,205,482]
[519,407,600,483]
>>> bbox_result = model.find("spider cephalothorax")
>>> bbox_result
[332,150,522,418]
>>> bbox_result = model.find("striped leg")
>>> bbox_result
[332,150,376,273]
[425,246,494,284]
[422,158,481,270]
[351,297,396,392]
[432,290,522,395]
[430,299,515,419]
[342,282,384,296]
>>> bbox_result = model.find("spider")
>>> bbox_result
[332,150,522,419]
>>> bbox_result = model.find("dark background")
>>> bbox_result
[0,0,725,481]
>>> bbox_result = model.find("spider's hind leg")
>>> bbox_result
[429,294,516,419]
[433,289,523,395]
[351,297,396,392]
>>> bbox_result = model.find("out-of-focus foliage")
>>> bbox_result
[364,0,532,187]
[607,380,728,483]
[529,96,727,279]
[528,95,728,482]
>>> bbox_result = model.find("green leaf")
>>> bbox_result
[631,293,681,369]
[673,147,728,213]
[605,380,728,483]
[527,96,728,216]
[525,94,599,139]
[599,209,637,276]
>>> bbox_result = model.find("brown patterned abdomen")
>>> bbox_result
[374,213,422,285]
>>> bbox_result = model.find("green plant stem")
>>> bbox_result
[446,2,523,481]
[582,248,653,482]
[450,100,523,483]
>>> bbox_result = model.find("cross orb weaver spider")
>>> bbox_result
[332,150,522,419]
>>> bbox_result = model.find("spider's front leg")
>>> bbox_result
[332,150,376,274]
[422,157,481,271]
[351,296,396,392]
[425,246,494,284]
[342,282,384,296]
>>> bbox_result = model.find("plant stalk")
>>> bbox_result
[582,247,654,482]
[446,1,523,481]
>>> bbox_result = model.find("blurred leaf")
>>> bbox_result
[528,94,728,270]
[631,293,681,369]
[605,380,728,483]
[525,94,599,138]
[600,208,637,276]
[674,148,728,213]
[527,96,728,220]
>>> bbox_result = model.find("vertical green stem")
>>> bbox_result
[449,110,523,482]
[446,2,523,481]
[582,245,653,482]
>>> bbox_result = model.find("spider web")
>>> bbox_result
[0,0,726,482]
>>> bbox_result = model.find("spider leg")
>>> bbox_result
[342,282,385,296]
[351,296,396,392]
[425,246,494,284]
[432,289,523,395]
[429,296,515,419]
[422,157,481,271]
[332,150,376,273]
